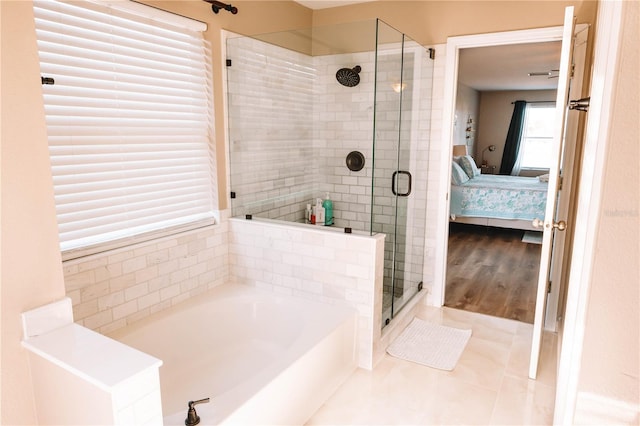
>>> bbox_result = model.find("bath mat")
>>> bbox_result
[522,231,543,245]
[387,318,472,371]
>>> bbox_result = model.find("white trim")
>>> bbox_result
[433,25,568,307]
[553,1,625,423]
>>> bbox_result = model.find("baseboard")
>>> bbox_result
[574,392,639,425]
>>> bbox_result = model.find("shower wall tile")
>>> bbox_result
[422,43,447,300]
[64,219,230,335]
[228,218,384,369]
[226,37,319,223]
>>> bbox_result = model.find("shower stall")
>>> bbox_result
[225,19,434,327]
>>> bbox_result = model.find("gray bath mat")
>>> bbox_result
[387,318,472,371]
[522,231,543,244]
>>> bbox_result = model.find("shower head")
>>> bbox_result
[336,65,361,87]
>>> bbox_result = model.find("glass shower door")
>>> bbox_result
[373,21,431,327]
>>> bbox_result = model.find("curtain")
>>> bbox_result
[499,100,527,175]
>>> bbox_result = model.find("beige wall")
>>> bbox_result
[1,2,67,424]
[576,0,639,413]
[454,83,479,155]
[476,89,556,169]
[312,1,597,45]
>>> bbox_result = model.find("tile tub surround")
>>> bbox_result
[63,221,229,335]
[228,217,385,369]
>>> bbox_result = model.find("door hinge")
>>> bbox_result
[558,175,563,190]
[569,97,590,112]
[226,59,232,67]
[548,280,552,294]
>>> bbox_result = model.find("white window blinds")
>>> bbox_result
[34,0,216,257]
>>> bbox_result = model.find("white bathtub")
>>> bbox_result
[108,284,357,425]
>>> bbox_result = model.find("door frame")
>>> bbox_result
[554,0,626,422]
[432,24,586,320]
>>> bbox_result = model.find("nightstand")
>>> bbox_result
[481,165,496,174]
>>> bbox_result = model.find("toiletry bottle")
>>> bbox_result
[315,198,325,226]
[323,192,333,226]
[305,203,312,224]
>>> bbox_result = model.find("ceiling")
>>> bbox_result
[458,41,562,91]
[293,0,373,10]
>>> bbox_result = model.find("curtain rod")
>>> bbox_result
[511,100,555,104]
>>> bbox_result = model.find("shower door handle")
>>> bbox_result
[391,170,412,197]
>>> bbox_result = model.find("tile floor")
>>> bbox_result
[307,305,558,425]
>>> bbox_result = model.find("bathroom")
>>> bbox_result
[4,0,637,425]
[15,1,440,423]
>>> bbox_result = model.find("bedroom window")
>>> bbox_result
[34,0,216,260]
[518,103,556,170]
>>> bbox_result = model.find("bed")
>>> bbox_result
[449,156,548,231]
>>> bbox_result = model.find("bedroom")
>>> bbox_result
[446,40,562,324]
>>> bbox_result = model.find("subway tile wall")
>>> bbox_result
[226,35,436,318]
[226,37,379,229]
[422,43,446,300]
[314,51,376,232]
[226,36,319,223]
[228,218,384,369]
[64,220,229,335]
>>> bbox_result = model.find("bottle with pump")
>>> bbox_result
[315,198,325,226]
[323,192,333,226]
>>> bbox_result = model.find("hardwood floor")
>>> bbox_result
[445,223,542,324]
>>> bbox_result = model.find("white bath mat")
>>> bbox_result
[387,318,472,371]
[522,231,543,244]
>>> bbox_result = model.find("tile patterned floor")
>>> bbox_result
[307,306,557,425]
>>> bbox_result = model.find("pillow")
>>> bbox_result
[458,155,481,178]
[451,161,470,185]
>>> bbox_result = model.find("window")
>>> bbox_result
[517,103,556,169]
[34,0,216,259]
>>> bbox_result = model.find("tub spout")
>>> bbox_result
[185,398,210,426]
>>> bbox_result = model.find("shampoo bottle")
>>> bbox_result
[323,192,333,226]
[315,198,325,226]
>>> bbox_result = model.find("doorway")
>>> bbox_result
[433,12,589,379]
[433,22,588,322]
[444,40,561,324]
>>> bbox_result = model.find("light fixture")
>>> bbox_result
[481,144,496,166]
[392,82,407,93]
[528,69,559,79]
[452,145,468,157]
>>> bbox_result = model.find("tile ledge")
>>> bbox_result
[22,323,162,392]
[22,297,73,339]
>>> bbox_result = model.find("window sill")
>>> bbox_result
[61,217,219,263]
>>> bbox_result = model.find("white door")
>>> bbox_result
[529,6,576,380]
